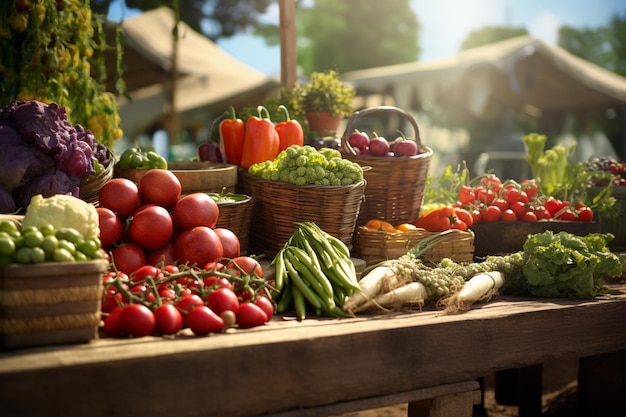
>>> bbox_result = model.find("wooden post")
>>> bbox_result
[279,0,297,90]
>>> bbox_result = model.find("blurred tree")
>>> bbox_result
[297,0,420,74]
[460,26,528,50]
[91,0,273,40]
[559,12,626,77]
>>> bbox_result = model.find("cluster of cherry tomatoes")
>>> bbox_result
[100,259,274,338]
[96,169,274,338]
[456,174,594,225]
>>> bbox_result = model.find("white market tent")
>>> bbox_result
[342,36,626,128]
[108,7,279,138]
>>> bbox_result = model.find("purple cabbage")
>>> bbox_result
[0,100,111,213]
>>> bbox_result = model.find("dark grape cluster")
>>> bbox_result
[585,157,626,186]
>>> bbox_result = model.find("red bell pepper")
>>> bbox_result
[415,205,454,232]
[275,105,304,152]
[240,106,279,169]
[219,106,245,166]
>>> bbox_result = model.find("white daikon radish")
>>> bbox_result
[342,265,406,313]
[443,271,505,314]
[354,281,428,313]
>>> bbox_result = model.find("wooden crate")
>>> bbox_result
[0,259,108,349]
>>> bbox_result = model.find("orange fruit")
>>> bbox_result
[137,169,182,210]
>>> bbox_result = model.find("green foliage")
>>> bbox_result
[297,0,420,74]
[461,26,528,51]
[504,231,623,299]
[284,70,356,119]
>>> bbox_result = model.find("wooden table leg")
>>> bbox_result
[578,349,626,416]
[494,365,542,417]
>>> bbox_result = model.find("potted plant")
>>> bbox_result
[287,70,356,137]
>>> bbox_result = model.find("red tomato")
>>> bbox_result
[521,179,538,199]
[175,226,224,267]
[130,265,163,283]
[137,169,182,211]
[186,305,224,335]
[227,256,263,278]
[96,207,124,249]
[111,243,148,275]
[577,206,594,222]
[206,287,240,315]
[458,185,475,205]
[153,303,183,335]
[556,209,577,221]
[202,275,233,291]
[146,242,178,267]
[521,211,538,222]
[470,209,482,224]
[501,209,517,222]
[236,302,268,329]
[176,293,205,322]
[98,178,140,219]
[213,228,240,259]
[544,197,568,217]
[158,286,177,303]
[509,201,528,219]
[480,174,502,192]
[491,198,509,212]
[119,304,155,337]
[254,296,275,321]
[505,187,529,205]
[172,193,220,231]
[533,205,551,220]
[103,306,124,337]
[101,287,123,315]
[481,205,501,223]
[475,186,496,205]
[128,205,174,251]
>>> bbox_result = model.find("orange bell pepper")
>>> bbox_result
[219,106,245,167]
[275,105,304,152]
[365,219,399,233]
[240,106,280,169]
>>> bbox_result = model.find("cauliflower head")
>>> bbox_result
[22,194,100,240]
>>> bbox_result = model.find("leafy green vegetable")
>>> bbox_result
[504,230,622,298]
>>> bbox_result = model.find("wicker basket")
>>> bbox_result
[79,149,115,205]
[215,196,256,255]
[355,227,475,266]
[115,161,238,194]
[239,171,365,258]
[341,106,433,227]
[0,259,108,349]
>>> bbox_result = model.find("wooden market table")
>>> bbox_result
[1,283,625,417]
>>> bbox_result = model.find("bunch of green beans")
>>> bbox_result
[272,222,361,320]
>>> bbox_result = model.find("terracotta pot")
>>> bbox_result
[305,111,344,137]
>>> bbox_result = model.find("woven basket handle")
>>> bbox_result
[340,106,421,156]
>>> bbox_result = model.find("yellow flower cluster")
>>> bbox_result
[0,0,123,148]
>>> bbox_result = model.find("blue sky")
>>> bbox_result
[108,0,626,76]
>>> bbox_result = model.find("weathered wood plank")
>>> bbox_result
[0,285,625,417]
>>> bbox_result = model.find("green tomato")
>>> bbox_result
[30,247,46,264]
[77,238,100,258]
[55,228,82,244]
[0,220,19,235]
[23,229,45,248]
[53,248,75,262]
[39,223,56,237]
[0,235,16,257]
[57,239,76,255]
[74,251,88,262]
[14,247,34,264]
[41,235,59,256]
